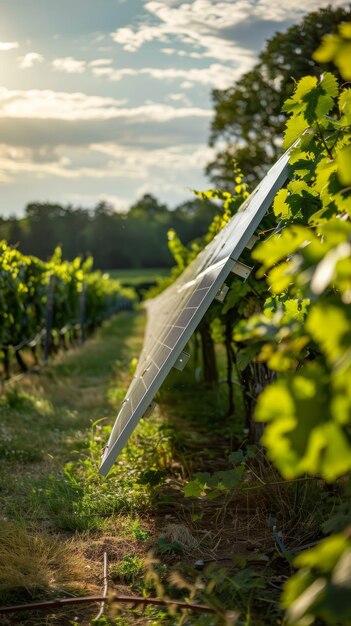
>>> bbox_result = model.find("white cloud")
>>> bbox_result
[97,194,129,212]
[0,41,19,51]
[0,140,215,185]
[143,64,249,88]
[19,52,44,69]
[0,143,75,182]
[89,58,113,67]
[167,92,192,105]
[111,0,350,64]
[110,1,257,63]
[0,87,211,122]
[180,81,194,89]
[91,142,215,175]
[92,62,249,89]
[66,192,129,212]
[91,66,132,78]
[255,0,350,21]
[52,56,86,73]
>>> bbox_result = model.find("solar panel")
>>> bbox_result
[99,147,292,475]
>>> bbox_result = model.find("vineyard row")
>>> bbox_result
[0,242,136,379]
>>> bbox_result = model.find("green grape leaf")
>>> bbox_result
[314,33,340,63]
[314,23,351,80]
[310,240,351,297]
[184,480,204,498]
[306,300,351,369]
[283,535,351,626]
[283,73,337,146]
[315,157,338,200]
[283,114,309,150]
[336,41,351,81]
[228,450,245,464]
[289,149,316,181]
[273,188,290,219]
[255,363,351,481]
[273,181,319,224]
[338,88,351,125]
[337,145,351,186]
[253,226,309,273]
[236,345,260,371]
[215,468,244,490]
[267,262,294,293]
[234,314,278,343]
[282,297,310,322]
[282,76,318,113]
[222,281,251,314]
[320,72,339,99]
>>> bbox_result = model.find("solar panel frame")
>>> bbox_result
[99,147,292,475]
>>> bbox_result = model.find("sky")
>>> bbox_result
[0,0,349,217]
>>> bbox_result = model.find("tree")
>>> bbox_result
[207,5,351,186]
[129,193,169,222]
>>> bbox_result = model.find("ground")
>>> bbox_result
[0,312,326,625]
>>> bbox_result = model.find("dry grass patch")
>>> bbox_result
[0,520,86,603]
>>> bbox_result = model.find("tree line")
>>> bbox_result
[0,195,218,270]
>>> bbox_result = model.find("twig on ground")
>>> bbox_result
[95,551,108,620]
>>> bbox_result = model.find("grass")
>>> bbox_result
[107,268,170,286]
[0,313,151,612]
[0,520,83,605]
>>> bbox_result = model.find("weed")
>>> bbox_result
[110,553,144,583]
[131,518,150,541]
[121,516,150,541]
[157,537,183,555]
[31,407,174,532]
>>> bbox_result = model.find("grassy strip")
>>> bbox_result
[107,268,170,286]
[0,313,159,618]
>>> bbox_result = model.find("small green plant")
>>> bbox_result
[184,468,244,499]
[183,449,255,499]
[111,553,144,583]
[130,518,150,541]
[157,537,183,555]
[121,516,150,541]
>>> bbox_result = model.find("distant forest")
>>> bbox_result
[0,194,218,269]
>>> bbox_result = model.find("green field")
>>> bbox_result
[107,268,170,285]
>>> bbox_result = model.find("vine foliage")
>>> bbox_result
[163,21,351,625]
[0,242,135,373]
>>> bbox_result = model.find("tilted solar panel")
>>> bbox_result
[99,147,292,475]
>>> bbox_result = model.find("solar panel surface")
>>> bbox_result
[99,147,292,475]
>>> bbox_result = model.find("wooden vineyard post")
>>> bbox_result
[80,283,86,344]
[199,319,218,387]
[44,275,55,364]
[3,347,10,380]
